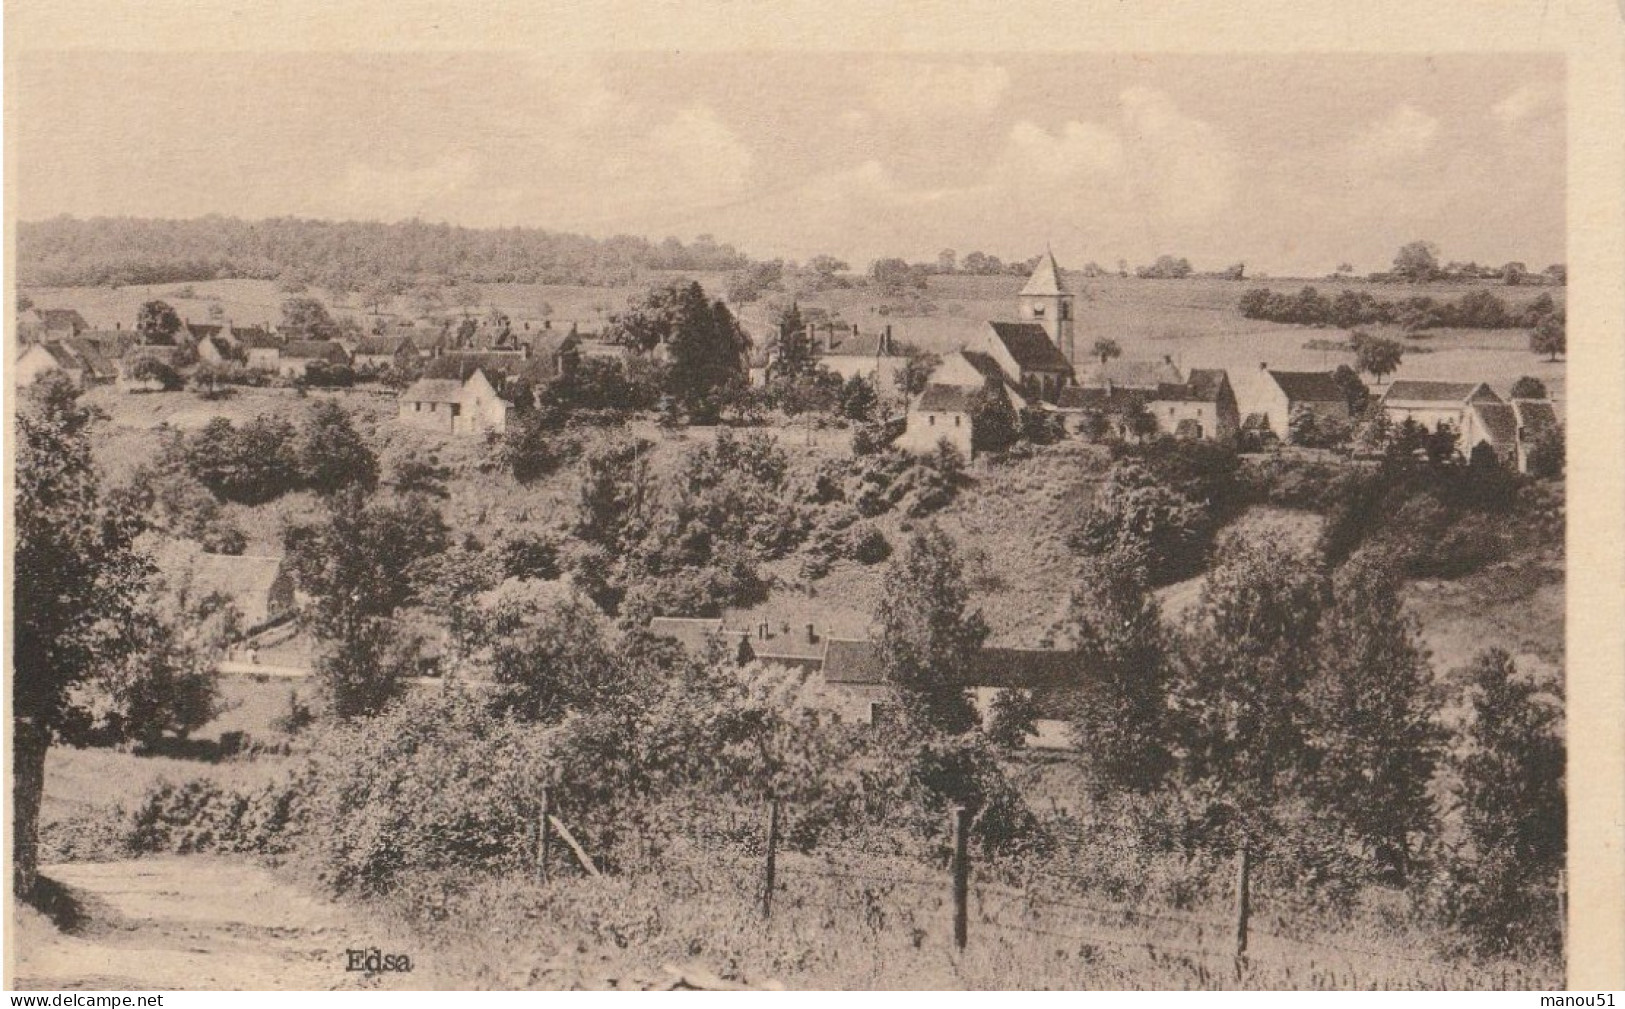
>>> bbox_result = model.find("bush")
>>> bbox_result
[845,522,892,565]
[126,355,184,391]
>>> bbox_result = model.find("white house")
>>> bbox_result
[397,368,512,435]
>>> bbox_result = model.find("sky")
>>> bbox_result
[10,51,1564,276]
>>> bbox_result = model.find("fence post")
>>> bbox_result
[1233,845,1251,963]
[952,806,971,952]
[537,784,553,883]
[761,797,780,920]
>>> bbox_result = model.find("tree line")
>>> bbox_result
[17,216,752,290]
[1240,285,1563,336]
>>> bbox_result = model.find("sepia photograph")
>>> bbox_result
[5,0,1621,993]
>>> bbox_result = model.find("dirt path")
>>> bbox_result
[12,857,434,990]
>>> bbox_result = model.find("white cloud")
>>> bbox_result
[1493,81,1562,125]
[868,62,1011,119]
[1004,119,1125,180]
[1116,87,1240,222]
[650,105,754,201]
[328,153,485,221]
[1353,104,1439,162]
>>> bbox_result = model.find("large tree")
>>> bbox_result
[1303,555,1443,883]
[1354,332,1405,386]
[136,299,183,345]
[875,524,989,735]
[1530,312,1566,361]
[280,296,337,339]
[1392,240,1441,283]
[1064,543,1174,793]
[607,281,749,421]
[14,376,153,896]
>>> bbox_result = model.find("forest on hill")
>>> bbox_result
[16,216,754,290]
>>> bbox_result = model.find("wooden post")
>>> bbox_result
[547,813,602,878]
[537,784,553,883]
[1234,845,1251,962]
[761,798,780,919]
[952,806,971,951]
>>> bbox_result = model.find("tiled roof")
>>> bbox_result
[917,384,979,413]
[1471,402,1518,449]
[38,308,88,331]
[968,647,1084,689]
[399,378,466,403]
[282,340,350,362]
[1080,358,1183,390]
[988,322,1072,373]
[1268,370,1345,403]
[1056,385,1150,412]
[1154,370,1231,404]
[1381,380,1499,407]
[822,638,884,685]
[423,349,559,383]
[1513,399,1560,437]
[354,335,416,356]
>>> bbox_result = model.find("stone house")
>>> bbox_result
[897,384,978,457]
[1378,380,1504,444]
[397,368,512,435]
[1240,366,1351,437]
[277,340,351,378]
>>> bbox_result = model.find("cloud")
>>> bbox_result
[1493,81,1562,125]
[326,153,486,221]
[650,105,754,201]
[1353,104,1439,162]
[868,61,1010,119]
[1003,119,1125,180]
[1116,87,1240,222]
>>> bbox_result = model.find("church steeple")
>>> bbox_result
[1018,249,1075,366]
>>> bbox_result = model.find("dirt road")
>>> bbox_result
[11,857,432,990]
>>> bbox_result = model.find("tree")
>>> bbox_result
[1091,338,1122,365]
[284,488,449,718]
[772,302,817,379]
[1137,255,1194,279]
[1354,333,1405,385]
[986,689,1038,748]
[1170,540,1331,813]
[1543,263,1567,286]
[488,594,620,722]
[97,576,234,749]
[186,415,301,505]
[869,257,928,294]
[298,401,379,495]
[1529,312,1565,361]
[280,296,336,339]
[875,524,989,735]
[838,374,879,422]
[1509,376,1548,400]
[1444,649,1565,953]
[136,300,183,345]
[1526,425,1565,480]
[969,377,1019,455]
[1303,556,1443,882]
[936,249,958,274]
[895,351,940,399]
[1331,363,1370,416]
[14,376,153,896]
[1501,262,1528,286]
[1065,544,1173,792]
[1071,463,1210,585]
[1392,240,1441,283]
[607,281,748,421]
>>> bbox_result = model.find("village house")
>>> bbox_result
[1462,397,1561,474]
[896,384,978,456]
[397,368,512,435]
[18,307,90,344]
[1239,365,1351,438]
[1149,369,1241,442]
[1058,365,1239,442]
[1077,356,1184,391]
[15,337,120,389]
[350,335,421,372]
[242,330,286,372]
[1378,380,1505,443]
[274,340,351,378]
[156,547,297,635]
[810,323,909,392]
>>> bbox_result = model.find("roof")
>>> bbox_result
[1056,384,1150,413]
[647,616,737,658]
[1268,370,1346,404]
[1154,369,1231,404]
[399,377,467,404]
[987,321,1072,373]
[422,348,560,384]
[822,638,885,685]
[1471,402,1518,449]
[37,308,88,331]
[239,330,282,350]
[1019,250,1071,298]
[1381,380,1500,408]
[916,383,979,413]
[158,550,287,628]
[1080,358,1183,390]
[184,323,224,342]
[282,340,350,362]
[1513,398,1560,438]
[354,335,417,357]
[60,337,119,380]
[957,350,1007,384]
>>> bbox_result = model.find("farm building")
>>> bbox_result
[277,340,351,378]
[15,338,119,388]
[1236,366,1351,438]
[397,368,512,435]
[157,548,297,634]
[18,307,90,344]
[1379,380,1505,442]
[1149,369,1240,442]
[351,335,420,371]
[897,384,977,457]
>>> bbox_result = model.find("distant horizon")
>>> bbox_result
[12,212,1563,284]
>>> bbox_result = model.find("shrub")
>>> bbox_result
[845,522,891,565]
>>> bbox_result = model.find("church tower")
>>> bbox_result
[1018,249,1076,366]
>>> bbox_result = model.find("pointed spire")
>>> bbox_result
[1020,248,1070,297]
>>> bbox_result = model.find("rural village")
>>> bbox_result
[8,48,1573,995]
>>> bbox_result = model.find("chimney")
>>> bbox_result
[1259,361,1269,371]
[545,319,552,331]
[1164,354,1173,365]
[883,325,893,355]
[521,342,532,360]
[806,623,816,644]
[758,621,768,641]
[852,323,859,338]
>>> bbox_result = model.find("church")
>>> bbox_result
[897,251,1080,457]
